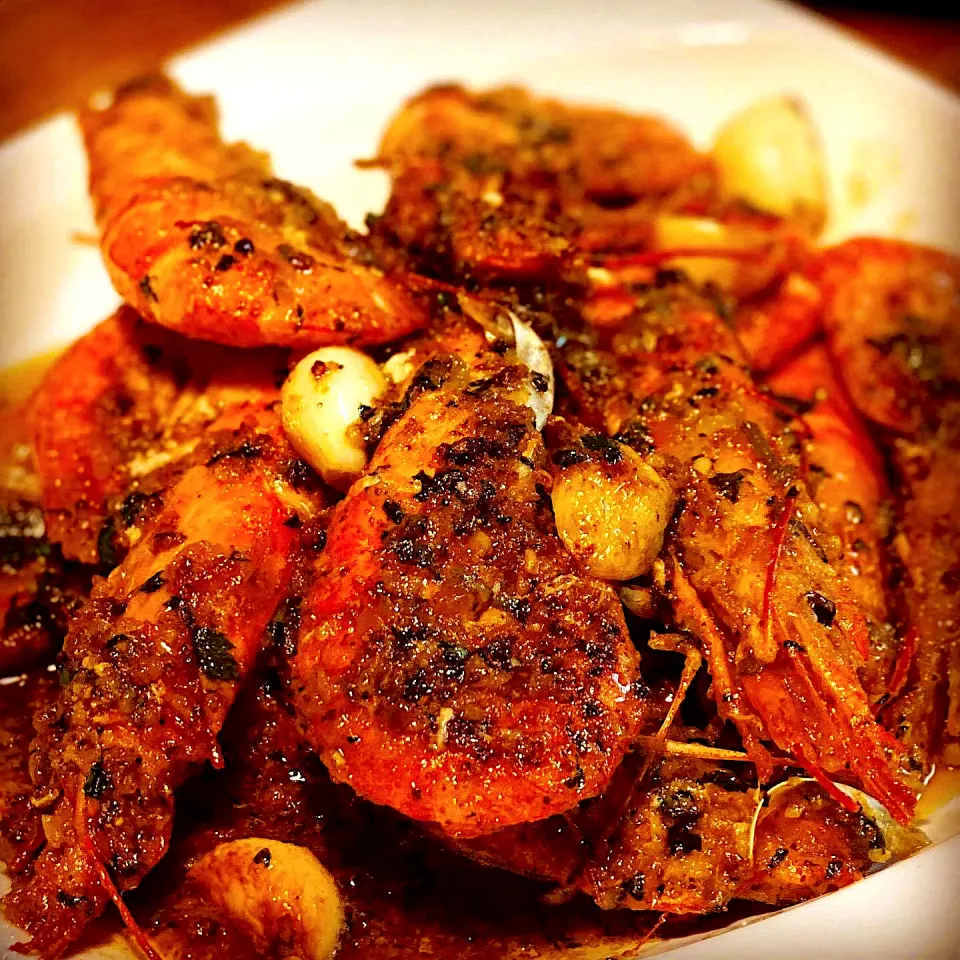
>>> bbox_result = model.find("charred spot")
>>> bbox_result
[253,847,272,867]
[138,571,165,594]
[824,857,843,880]
[383,499,404,524]
[215,254,236,272]
[277,243,316,271]
[552,447,588,468]
[286,458,314,489]
[408,357,454,396]
[531,372,550,393]
[56,891,92,911]
[389,618,432,649]
[283,514,302,528]
[192,626,240,682]
[668,827,703,856]
[138,274,159,302]
[621,873,646,900]
[805,591,836,627]
[495,594,531,624]
[391,537,435,568]
[708,469,748,503]
[443,435,510,466]
[83,760,113,799]
[480,635,514,671]
[234,237,255,256]
[783,639,806,652]
[701,767,751,793]
[440,642,469,682]
[688,386,720,406]
[767,847,789,868]
[403,669,433,702]
[141,343,163,365]
[855,813,885,851]
[582,434,623,464]
[120,491,152,527]
[206,440,263,466]
[614,421,655,455]
[583,700,603,718]
[266,597,302,658]
[188,221,227,249]
[97,517,120,569]
[564,766,586,790]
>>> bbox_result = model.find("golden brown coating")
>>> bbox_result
[80,76,428,348]
[370,84,715,281]
[27,306,286,564]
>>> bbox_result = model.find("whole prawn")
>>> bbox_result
[3,412,308,958]
[556,277,915,822]
[293,309,648,837]
[817,238,960,773]
[80,76,428,348]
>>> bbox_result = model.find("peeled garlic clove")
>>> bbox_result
[712,96,827,231]
[188,838,343,960]
[509,311,554,431]
[281,346,387,491]
[551,442,674,581]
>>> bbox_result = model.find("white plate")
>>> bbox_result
[1,1,959,957]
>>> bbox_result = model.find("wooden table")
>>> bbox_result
[0,1,957,142]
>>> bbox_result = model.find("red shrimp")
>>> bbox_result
[817,237,960,774]
[2,415,302,958]
[80,76,428,348]
[766,343,899,702]
[554,278,915,822]
[293,312,647,838]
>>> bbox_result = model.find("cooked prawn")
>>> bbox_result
[817,237,960,774]
[3,414,302,957]
[80,76,428,348]
[293,310,647,837]
[554,278,915,822]
[28,306,285,564]
[766,344,898,703]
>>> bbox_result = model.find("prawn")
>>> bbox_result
[766,344,898,703]
[80,76,428,348]
[2,413,303,958]
[293,308,648,838]
[817,237,960,774]
[554,278,916,822]
[369,84,716,281]
[28,306,285,564]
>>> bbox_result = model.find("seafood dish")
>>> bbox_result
[0,71,957,960]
